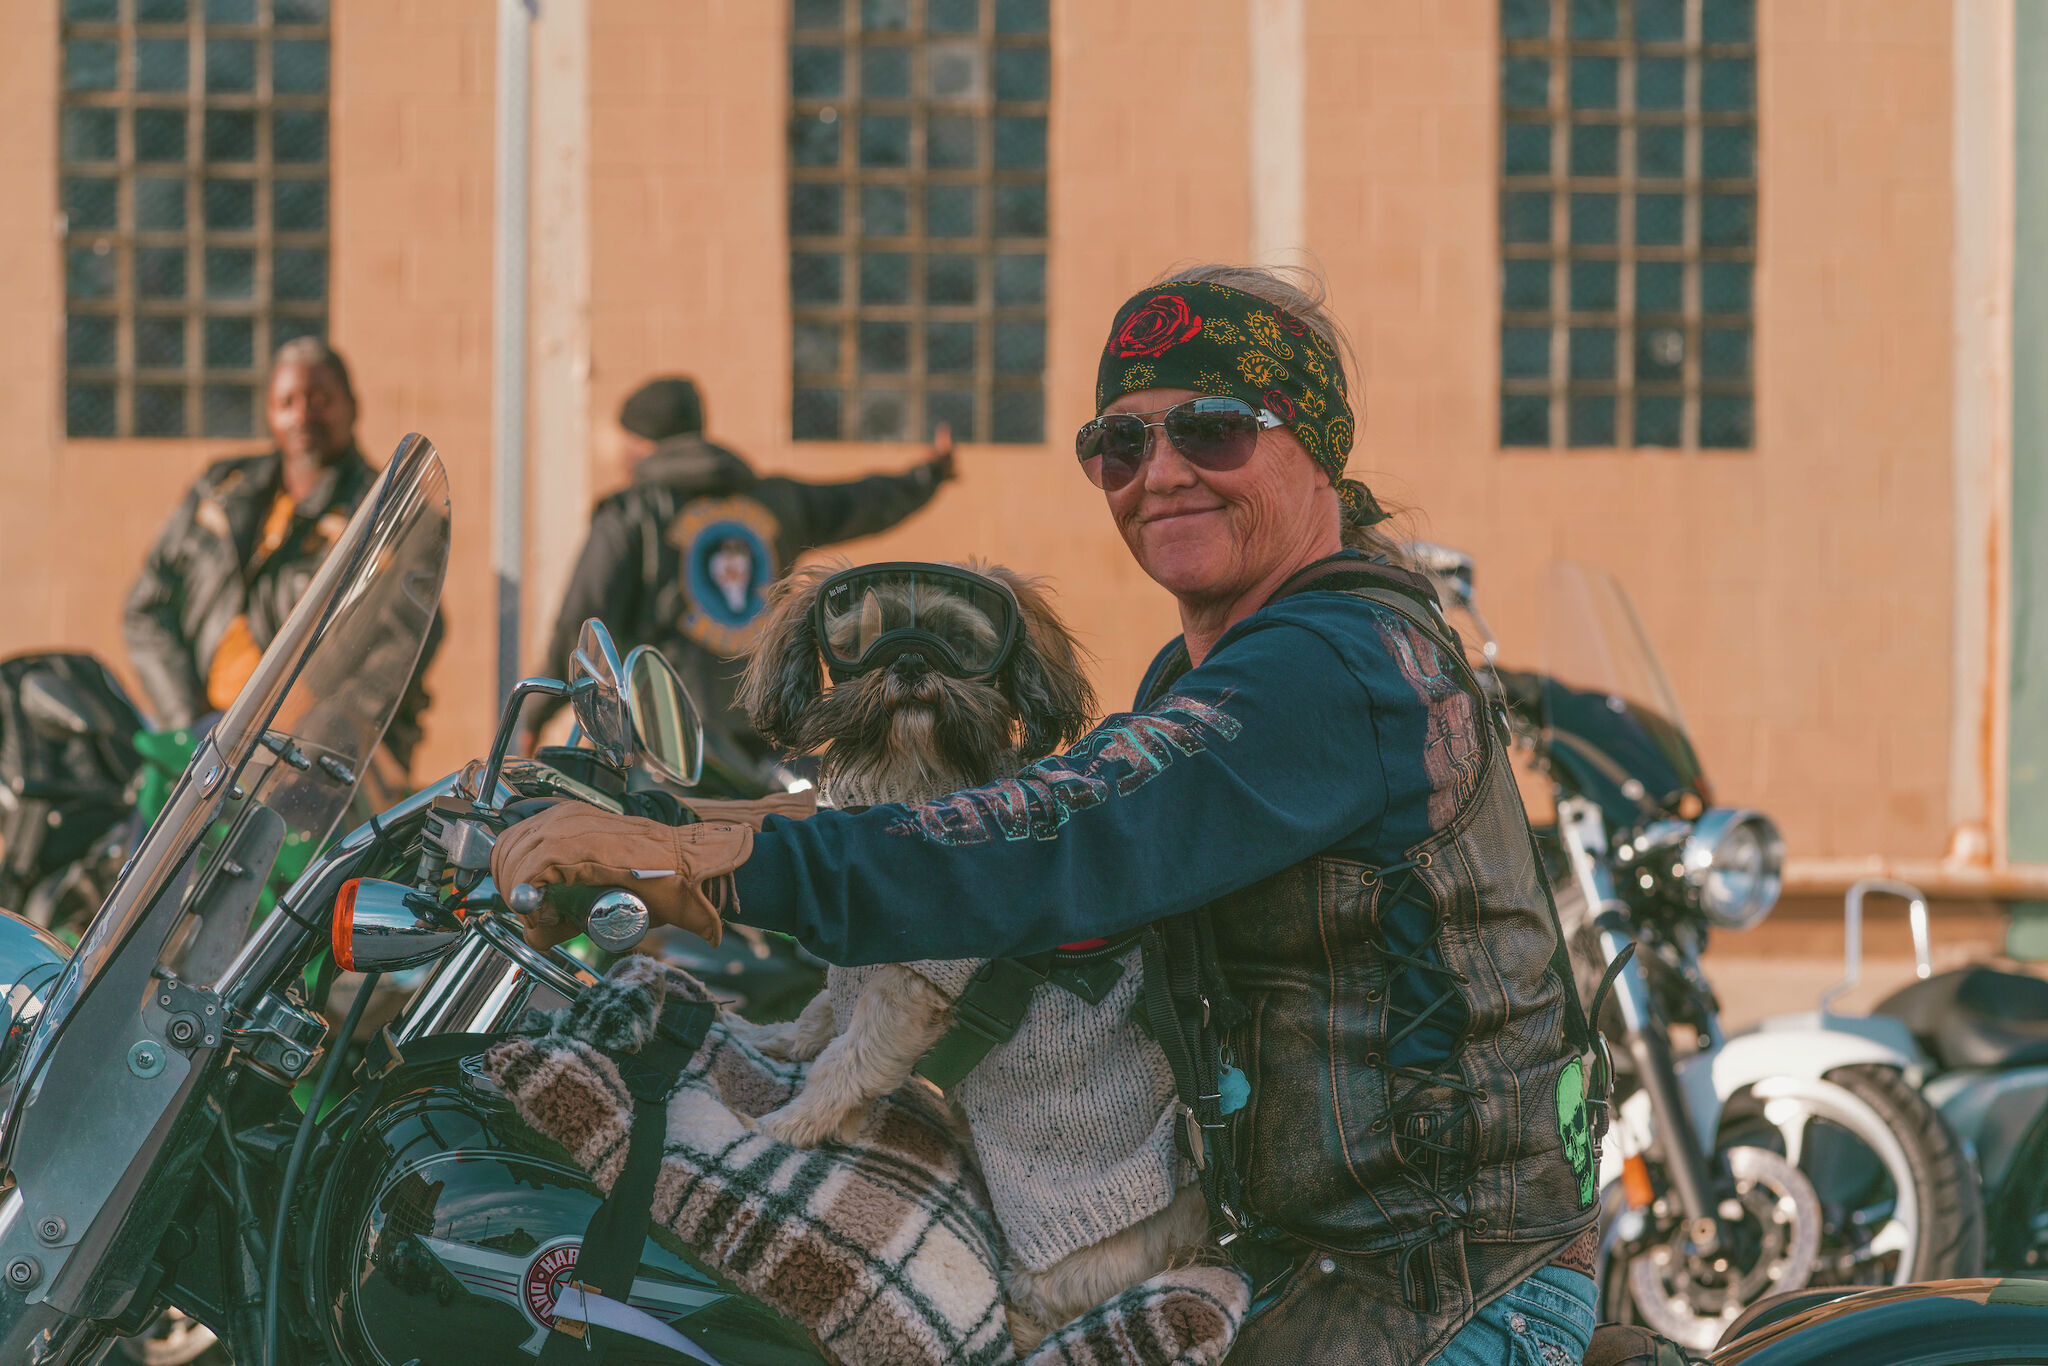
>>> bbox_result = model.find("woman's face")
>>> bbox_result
[1101,387,1339,605]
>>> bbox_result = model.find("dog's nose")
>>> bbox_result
[890,652,931,680]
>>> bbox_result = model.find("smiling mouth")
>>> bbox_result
[1144,506,1226,526]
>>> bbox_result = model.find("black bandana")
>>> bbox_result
[1093,279,1384,525]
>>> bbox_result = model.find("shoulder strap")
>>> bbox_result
[912,934,1138,1092]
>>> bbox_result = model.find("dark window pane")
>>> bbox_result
[207,0,256,21]
[63,109,118,161]
[1569,327,1614,378]
[202,384,255,437]
[858,114,910,166]
[275,248,326,301]
[1637,261,1682,312]
[794,320,840,374]
[65,41,117,92]
[1571,56,1617,109]
[994,319,1043,373]
[1703,0,1754,44]
[1637,0,1683,41]
[205,246,253,299]
[1699,393,1752,447]
[272,314,323,348]
[137,246,188,298]
[856,390,909,439]
[990,386,1042,440]
[1503,191,1550,243]
[1502,326,1550,378]
[1501,393,1549,446]
[274,179,325,231]
[860,184,905,235]
[1504,122,1550,176]
[790,182,843,236]
[927,390,974,440]
[1702,260,1751,313]
[1703,123,1755,179]
[1635,394,1682,446]
[68,384,117,438]
[1701,326,1749,379]
[993,184,1045,235]
[1568,394,1615,445]
[139,109,191,161]
[63,177,118,231]
[274,40,328,94]
[135,316,185,367]
[794,0,844,31]
[137,38,189,91]
[206,38,255,92]
[204,110,254,160]
[1501,0,1549,40]
[1637,123,1683,178]
[136,177,185,229]
[206,315,254,368]
[929,0,978,30]
[993,115,1045,169]
[1502,56,1549,110]
[927,321,975,373]
[138,0,189,15]
[793,387,842,439]
[993,252,1044,304]
[929,42,984,98]
[274,110,327,162]
[65,0,118,18]
[1503,258,1550,311]
[862,44,911,97]
[927,253,977,303]
[1570,0,1618,38]
[1570,258,1616,310]
[274,0,327,23]
[206,178,256,228]
[1635,325,1684,380]
[994,0,1048,33]
[792,252,843,303]
[1702,57,1754,111]
[67,315,116,368]
[861,0,909,29]
[860,252,910,303]
[1702,192,1754,246]
[1636,192,1682,245]
[994,46,1049,100]
[1635,59,1683,116]
[1569,192,1616,244]
[67,247,115,299]
[928,113,979,168]
[1569,124,1617,176]
[792,44,844,97]
[789,111,842,166]
[136,386,185,436]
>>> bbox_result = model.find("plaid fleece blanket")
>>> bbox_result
[483,956,1248,1366]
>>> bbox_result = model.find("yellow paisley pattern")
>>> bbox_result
[1202,318,1243,344]
[1236,350,1286,387]
[1326,414,1356,455]
[1244,311,1294,359]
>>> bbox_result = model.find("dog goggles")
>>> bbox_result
[812,562,1022,682]
[1074,396,1285,492]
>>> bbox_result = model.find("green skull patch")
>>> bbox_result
[1556,1057,1596,1207]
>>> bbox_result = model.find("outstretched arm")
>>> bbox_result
[786,426,955,551]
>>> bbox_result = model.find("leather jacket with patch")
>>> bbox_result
[122,447,439,766]
[534,435,944,764]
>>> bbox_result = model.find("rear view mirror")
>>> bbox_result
[569,619,633,768]
[624,646,704,788]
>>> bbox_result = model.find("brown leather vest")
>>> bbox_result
[1209,580,1599,1359]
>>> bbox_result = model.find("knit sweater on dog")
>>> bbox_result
[824,774,1186,1273]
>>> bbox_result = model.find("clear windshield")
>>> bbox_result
[1537,562,1708,808]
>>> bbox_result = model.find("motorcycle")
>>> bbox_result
[1416,549,1984,1352]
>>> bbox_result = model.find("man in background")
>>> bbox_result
[525,375,956,771]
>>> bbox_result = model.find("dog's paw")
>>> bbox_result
[1005,1306,1052,1357]
[757,1100,865,1149]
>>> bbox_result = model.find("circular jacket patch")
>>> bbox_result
[664,496,781,657]
[523,1238,581,1328]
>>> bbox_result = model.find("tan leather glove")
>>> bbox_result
[490,804,753,948]
[679,790,817,830]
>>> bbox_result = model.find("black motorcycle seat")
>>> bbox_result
[1875,966,2048,1071]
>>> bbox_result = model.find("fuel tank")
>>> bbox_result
[310,1048,827,1366]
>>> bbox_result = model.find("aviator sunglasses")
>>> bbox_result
[1074,396,1286,492]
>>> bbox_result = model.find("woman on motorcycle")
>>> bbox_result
[496,265,1602,1365]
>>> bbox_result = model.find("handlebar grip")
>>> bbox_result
[508,881,650,954]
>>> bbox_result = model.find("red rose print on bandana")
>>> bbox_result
[1113,294,1204,358]
[1261,389,1296,423]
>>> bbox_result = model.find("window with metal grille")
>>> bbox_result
[1499,0,1755,450]
[59,0,329,440]
[788,0,1048,444]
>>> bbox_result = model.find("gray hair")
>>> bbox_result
[1147,262,1407,560]
[270,335,354,400]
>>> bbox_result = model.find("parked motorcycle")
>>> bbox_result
[1416,549,1983,1352]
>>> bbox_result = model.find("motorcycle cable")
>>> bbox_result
[262,967,382,1366]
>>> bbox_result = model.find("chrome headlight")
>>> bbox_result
[1680,808,1784,929]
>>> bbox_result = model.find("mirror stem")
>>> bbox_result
[477,677,575,804]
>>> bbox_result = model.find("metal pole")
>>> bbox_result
[493,0,534,709]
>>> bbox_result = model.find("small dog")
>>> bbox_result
[727,560,1208,1349]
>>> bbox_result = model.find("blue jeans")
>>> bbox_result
[1430,1266,1599,1366]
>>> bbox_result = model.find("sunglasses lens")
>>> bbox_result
[1076,414,1148,490]
[1163,398,1260,471]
